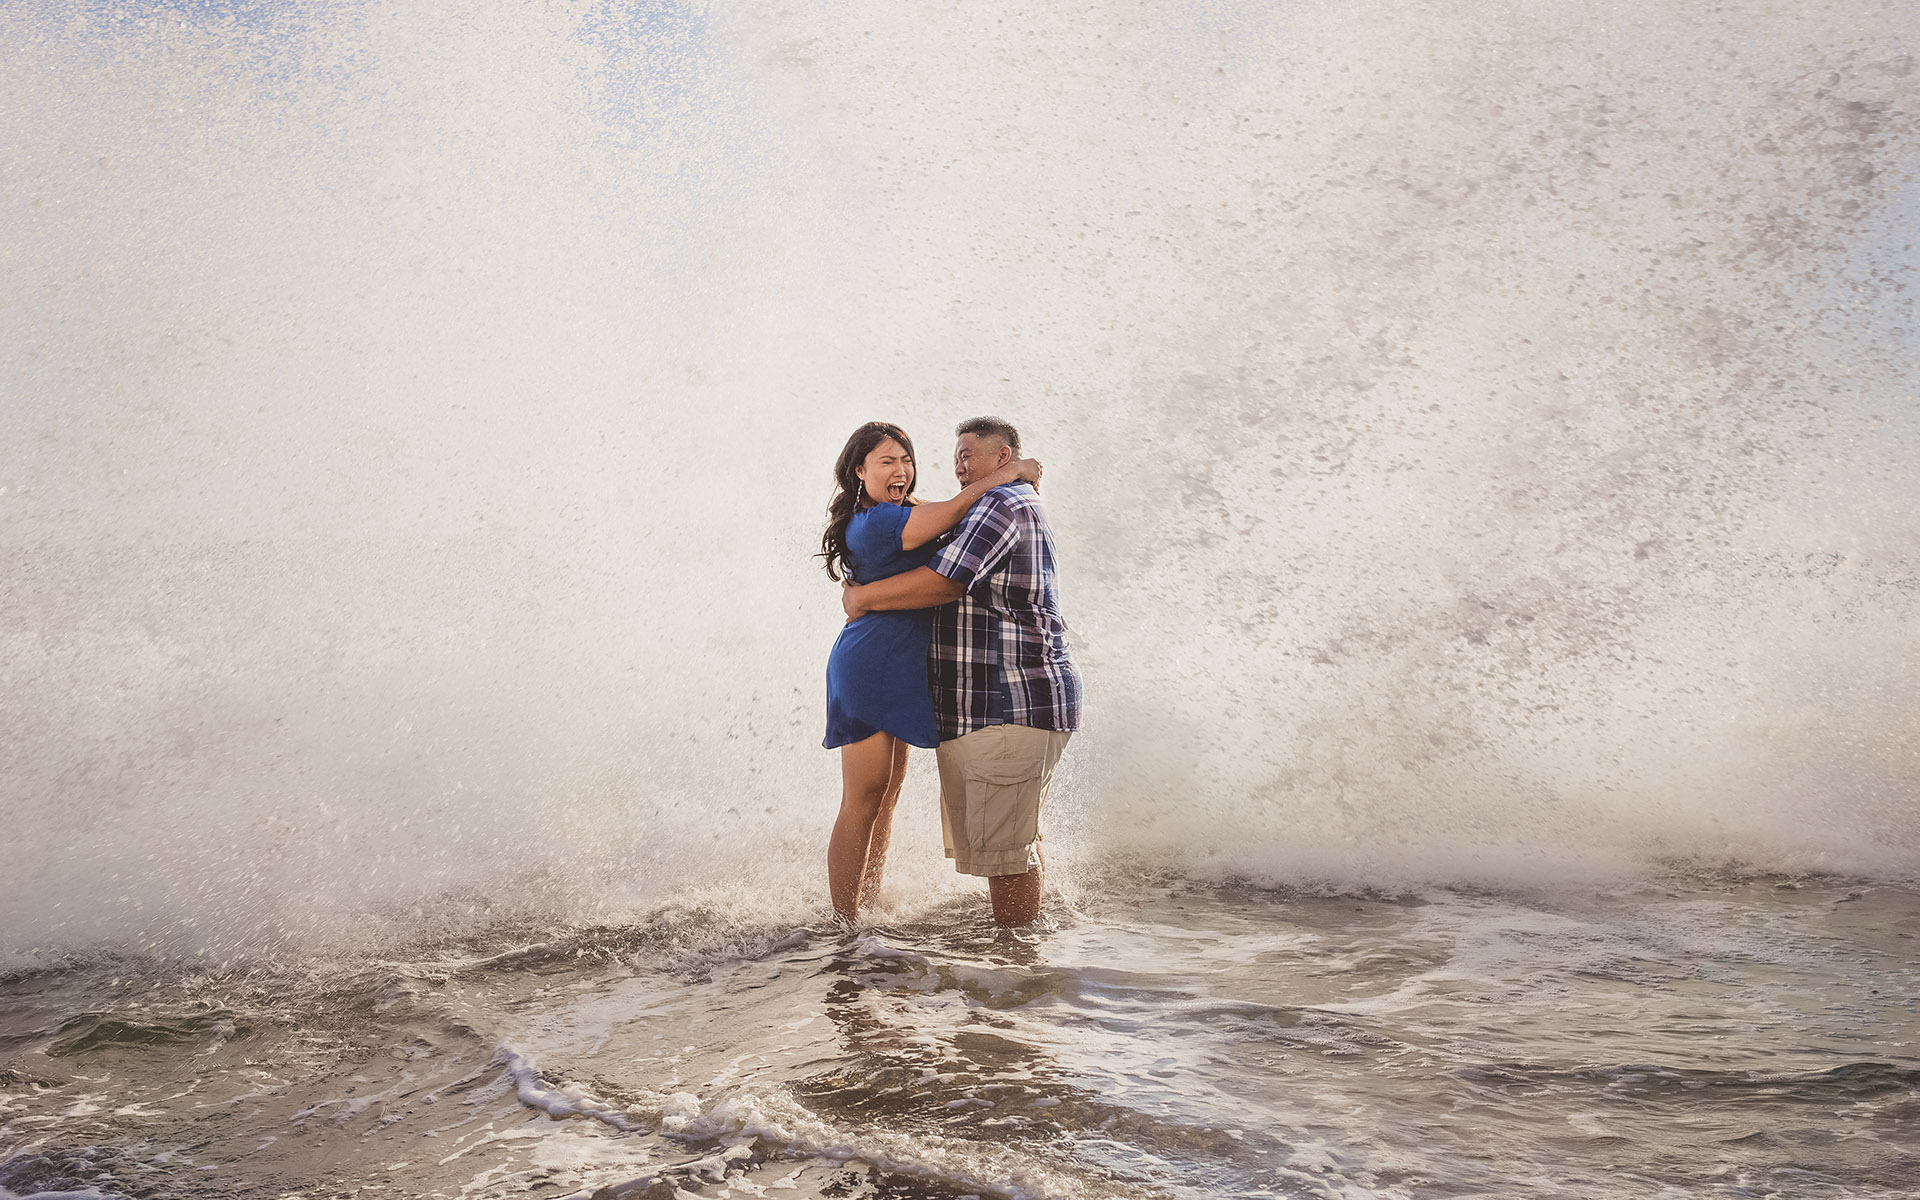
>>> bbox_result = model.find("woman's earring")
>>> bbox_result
[854,480,864,505]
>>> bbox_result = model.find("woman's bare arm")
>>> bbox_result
[899,458,1041,551]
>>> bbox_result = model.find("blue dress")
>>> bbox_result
[824,503,940,749]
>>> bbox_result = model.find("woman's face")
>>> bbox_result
[854,437,915,505]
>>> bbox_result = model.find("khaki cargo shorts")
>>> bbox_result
[934,724,1072,878]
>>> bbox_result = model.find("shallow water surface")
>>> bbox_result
[2,876,1915,1199]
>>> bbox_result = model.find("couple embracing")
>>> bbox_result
[819,417,1081,928]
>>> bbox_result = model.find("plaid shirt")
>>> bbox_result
[927,482,1082,739]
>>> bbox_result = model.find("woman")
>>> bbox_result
[819,421,1041,923]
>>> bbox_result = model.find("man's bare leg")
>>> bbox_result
[987,847,1045,927]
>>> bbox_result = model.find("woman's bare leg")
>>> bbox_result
[830,732,900,923]
[856,737,911,913]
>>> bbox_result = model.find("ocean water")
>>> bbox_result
[2,1,1917,1197]
[2,876,1917,1198]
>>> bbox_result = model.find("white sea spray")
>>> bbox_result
[0,0,1913,964]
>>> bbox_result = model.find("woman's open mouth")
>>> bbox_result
[886,482,906,500]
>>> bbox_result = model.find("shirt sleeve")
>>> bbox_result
[847,504,911,576]
[930,489,1020,589]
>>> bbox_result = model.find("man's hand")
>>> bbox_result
[841,582,868,621]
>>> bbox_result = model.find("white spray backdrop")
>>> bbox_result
[2,0,1915,962]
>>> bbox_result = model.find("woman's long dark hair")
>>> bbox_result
[819,421,916,582]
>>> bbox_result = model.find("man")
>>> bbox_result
[842,416,1081,926]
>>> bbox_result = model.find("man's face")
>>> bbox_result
[953,433,1012,487]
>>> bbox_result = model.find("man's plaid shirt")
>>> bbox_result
[927,482,1082,740]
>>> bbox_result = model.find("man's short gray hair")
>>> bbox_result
[955,415,1020,456]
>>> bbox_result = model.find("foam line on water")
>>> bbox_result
[495,1046,646,1133]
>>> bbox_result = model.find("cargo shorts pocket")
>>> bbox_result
[962,728,1051,858]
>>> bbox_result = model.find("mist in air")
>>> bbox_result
[3,0,1916,965]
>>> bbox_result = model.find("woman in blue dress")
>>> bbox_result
[819,421,1041,922]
